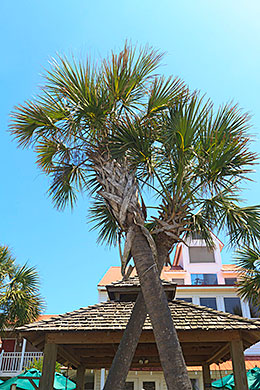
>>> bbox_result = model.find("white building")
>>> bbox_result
[97,233,260,389]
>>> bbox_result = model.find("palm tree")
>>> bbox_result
[235,247,260,315]
[9,44,260,389]
[97,94,260,390]
[0,245,44,330]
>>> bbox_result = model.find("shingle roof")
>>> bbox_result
[107,276,176,288]
[18,300,260,333]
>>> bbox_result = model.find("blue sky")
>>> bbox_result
[1,0,260,314]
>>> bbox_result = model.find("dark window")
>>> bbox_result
[176,297,192,303]
[191,379,199,390]
[143,382,155,390]
[85,373,94,389]
[191,274,218,285]
[225,278,237,285]
[189,247,215,263]
[172,278,185,285]
[249,301,260,318]
[200,297,217,310]
[192,233,203,239]
[125,382,134,390]
[224,297,242,316]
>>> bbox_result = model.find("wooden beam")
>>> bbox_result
[230,340,248,390]
[202,364,211,390]
[45,330,241,345]
[39,343,57,390]
[207,343,230,364]
[58,345,80,368]
[76,365,85,390]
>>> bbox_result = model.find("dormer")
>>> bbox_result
[173,232,225,285]
[106,276,177,302]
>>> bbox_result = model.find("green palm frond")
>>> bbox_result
[147,76,186,115]
[0,247,44,330]
[235,247,260,310]
[197,104,256,191]
[103,43,163,113]
[88,196,120,247]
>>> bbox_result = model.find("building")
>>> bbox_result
[96,233,260,388]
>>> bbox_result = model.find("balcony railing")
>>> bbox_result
[0,351,43,377]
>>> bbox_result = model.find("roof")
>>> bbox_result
[18,299,260,333]
[107,276,176,288]
[37,315,59,321]
[98,267,136,286]
[222,264,239,272]
[189,360,260,372]
[98,264,239,287]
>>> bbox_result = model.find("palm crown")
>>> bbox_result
[10,44,260,269]
[0,246,44,329]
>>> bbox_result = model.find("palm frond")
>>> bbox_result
[88,196,120,247]
[235,247,260,310]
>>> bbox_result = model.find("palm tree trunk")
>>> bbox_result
[103,240,170,390]
[131,225,191,390]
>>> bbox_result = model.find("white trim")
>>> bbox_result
[19,339,27,372]
[100,368,105,390]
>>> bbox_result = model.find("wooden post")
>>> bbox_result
[202,363,211,390]
[39,343,57,390]
[76,365,85,390]
[230,340,248,390]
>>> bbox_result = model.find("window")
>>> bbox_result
[192,232,203,239]
[224,278,237,285]
[125,383,134,390]
[191,274,218,285]
[224,297,242,316]
[172,278,185,285]
[191,379,199,390]
[142,382,155,390]
[189,247,215,263]
[200,297,217,310]
[176,297,192,303]
[249,301,260,318]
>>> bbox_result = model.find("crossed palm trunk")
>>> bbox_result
[104,238,172,390]
[95,155,192,390]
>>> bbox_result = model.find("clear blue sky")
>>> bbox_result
[1,0,260,314]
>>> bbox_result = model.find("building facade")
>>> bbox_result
[97,233,260,389]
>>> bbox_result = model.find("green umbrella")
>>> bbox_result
[211,373,234,389]
[212,367,260,389]
[0,368,76,390]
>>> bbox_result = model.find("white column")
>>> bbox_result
[193,296,200,306]
[19,339,27,372]
[241,299,251,318]
[100,368,105,390]
[216,296,225,312]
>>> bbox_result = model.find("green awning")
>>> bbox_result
[212,367,260,389]
[0,368,76,390]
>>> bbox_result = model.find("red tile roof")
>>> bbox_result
[188,360,260,371]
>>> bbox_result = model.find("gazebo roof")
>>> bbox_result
[19,299,260,332]
[18,300,260,369]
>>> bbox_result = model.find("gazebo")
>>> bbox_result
[18,278,260,390]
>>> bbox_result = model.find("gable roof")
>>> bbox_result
[18,299,260,333]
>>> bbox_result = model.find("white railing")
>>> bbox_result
[0,351,43,376]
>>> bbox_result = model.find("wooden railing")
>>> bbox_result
[0,351,43,376]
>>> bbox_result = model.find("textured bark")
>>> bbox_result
[103,240,169,390]
[131,225,192,390]
[94,157,191,389]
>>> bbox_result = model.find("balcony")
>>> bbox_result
[0,351,43,377]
